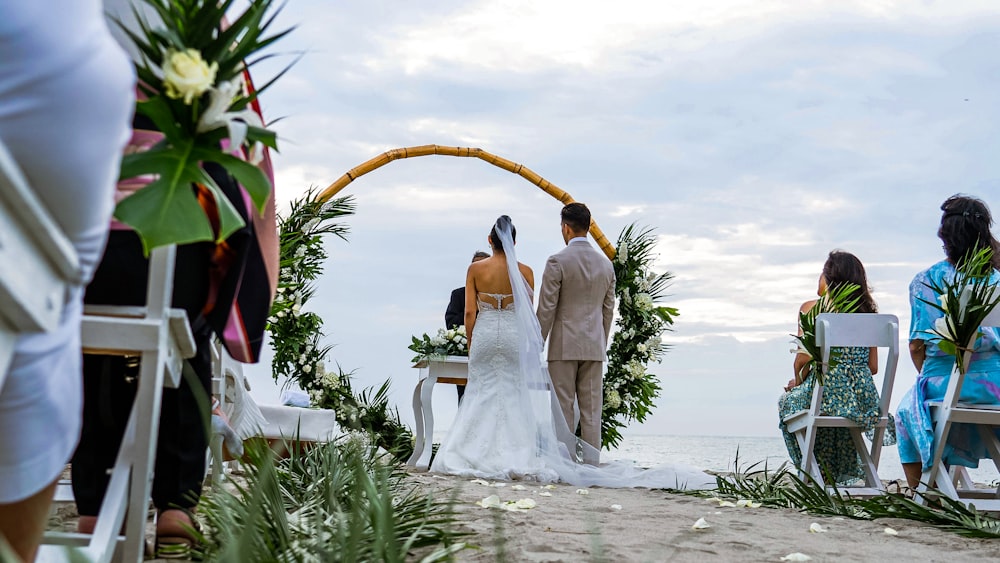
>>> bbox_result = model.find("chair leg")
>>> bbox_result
[850,428,881,490]
[121,350,167,563]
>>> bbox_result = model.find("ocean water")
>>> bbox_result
[606,434,1000,485]
[432,431,1000,484]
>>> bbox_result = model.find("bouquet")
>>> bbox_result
[791,282,861,385]
[919,248,1000,375]
[114,0,292,251]
[409,327,468,363]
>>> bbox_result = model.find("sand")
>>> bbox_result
[406,471,1000,562]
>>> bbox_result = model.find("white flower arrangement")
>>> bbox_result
[409,326,469,362]
[603,225,677,448]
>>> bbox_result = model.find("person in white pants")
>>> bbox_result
[0,1,134,559]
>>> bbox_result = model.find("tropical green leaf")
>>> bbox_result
[113,169,214,252]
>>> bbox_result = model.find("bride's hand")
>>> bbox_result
[784,378,797,392]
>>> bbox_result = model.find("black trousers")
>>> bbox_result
[71,231,213,515]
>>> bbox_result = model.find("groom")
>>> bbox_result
[536,202,616,463]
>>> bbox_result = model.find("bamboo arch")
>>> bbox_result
[317,145,616,259]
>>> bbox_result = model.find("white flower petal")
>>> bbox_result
[512,498,536,510]
[469,479,490,486]
[718,501,737,508]
[883,527,899,536]
[610,504,623,511]
[475,495,502,509]
[691,517,711,530]
[780,554,812,562]
[491,482,507,487]
[539,491,553,497]
[575,489,590,495]
[542,484,556,490]
[736,499,762,508]
[808,523,827,533]
[510,485,527,491]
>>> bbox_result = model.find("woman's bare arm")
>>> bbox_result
[464,266,477,349]
[909,340,926,372]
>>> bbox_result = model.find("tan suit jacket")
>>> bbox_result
[536,240,616,361]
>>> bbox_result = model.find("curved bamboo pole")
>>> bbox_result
[317,145,616,259]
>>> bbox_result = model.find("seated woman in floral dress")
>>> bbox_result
[778,250,885,484]
[896,194,1000,489]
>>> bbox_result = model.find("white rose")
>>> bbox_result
[637,343,648,354]
[163,49,218,104]
[302,364,312,374]
[635,293,654,311]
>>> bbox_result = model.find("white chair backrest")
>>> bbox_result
[816,313,900,413]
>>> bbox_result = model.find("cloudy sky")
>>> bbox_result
[240,0,1000,438]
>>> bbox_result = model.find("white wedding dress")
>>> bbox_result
[430,219,715,490]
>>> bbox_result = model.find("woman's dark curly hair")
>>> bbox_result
[938,194,1000,271]
[823,250,878,314]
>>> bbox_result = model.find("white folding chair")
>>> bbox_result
[46,246,197,563]
[783,313,900,496]
[0,138,78,389]
[919,294,1000,510]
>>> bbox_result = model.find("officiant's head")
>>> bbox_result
[488,215,516,253]
[561,202,591,244]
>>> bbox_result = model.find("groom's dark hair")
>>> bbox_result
[561,202,591,234]
[489,215,516,251]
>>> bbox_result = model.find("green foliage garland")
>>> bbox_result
[268,187,413,458]
[602,224,678,449]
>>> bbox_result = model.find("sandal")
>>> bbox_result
[156,508,201,559]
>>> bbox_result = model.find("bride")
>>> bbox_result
[430,216,715,489]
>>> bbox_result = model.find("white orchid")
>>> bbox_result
[808,522,827,533]
[196,79,266,163]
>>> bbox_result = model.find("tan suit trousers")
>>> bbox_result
[548,359,603,460]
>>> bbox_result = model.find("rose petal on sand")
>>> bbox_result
[491,482,507,487]
[610,504,623,511]
[510,485,527,491]
[542,484,556,490]
[780,554,812,562]
[736,499,761,508]
[692,517,711,530]
[512,498,536,510]
[475,495,502,509]
[539,491,553,497]
[576,489,590,495]
[809,523,827,533]
[470,479,490,486]
[718,501,737,508]
[884,527,899,536]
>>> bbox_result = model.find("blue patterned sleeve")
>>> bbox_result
[908,268,938,342]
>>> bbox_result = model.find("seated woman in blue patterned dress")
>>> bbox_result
[896,194,1000,489]
[778,250,883,484]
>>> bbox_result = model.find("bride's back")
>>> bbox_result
[468,252,534,309]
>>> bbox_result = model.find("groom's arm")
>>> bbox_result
[602,268,616,345]
[536,256,562,342]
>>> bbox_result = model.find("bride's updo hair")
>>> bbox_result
[489,215,516,252]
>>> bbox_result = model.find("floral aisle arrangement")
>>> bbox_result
[602,225,678,449]
[268,188,414,458]
[114,0,291,250]
[790,283,862,385]
[920,248,1000,375]
[408,326,468,363]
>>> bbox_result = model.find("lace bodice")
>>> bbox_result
[477,292,514,312]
